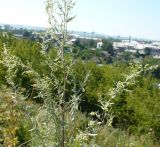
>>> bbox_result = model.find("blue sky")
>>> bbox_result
[0,0,160,40]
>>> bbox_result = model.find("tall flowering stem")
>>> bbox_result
[45,0,75,146]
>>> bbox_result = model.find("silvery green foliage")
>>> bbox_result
[1,1,159,146]
[1,44,23,88]
[109,62,158,99]
[1,41,63,145]
[1,38,158,146]
[32,1,94,145]
[28,0,91,146]
[0,43,28,103]
[97,61,159,126]
[29,108,59,147]
[45,0,75,43]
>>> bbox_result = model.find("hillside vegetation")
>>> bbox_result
[0,0,160,146]
[0,30,160,147]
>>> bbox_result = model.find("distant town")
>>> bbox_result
[1,23,160,59]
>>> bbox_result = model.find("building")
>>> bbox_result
[67,38,76,45]
[97,41,103,49]
[113,40,160,58]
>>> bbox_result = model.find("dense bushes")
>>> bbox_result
[0,32,160,146]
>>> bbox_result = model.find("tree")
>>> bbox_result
[144,47,152,56]
[23,30,31,38]
[102,39,114,56]
[134,50,141,58]
[122,51,132,61]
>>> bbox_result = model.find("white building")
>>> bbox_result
[113,40,160,58]
[97,41,103,49]
[67,38,76,45]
